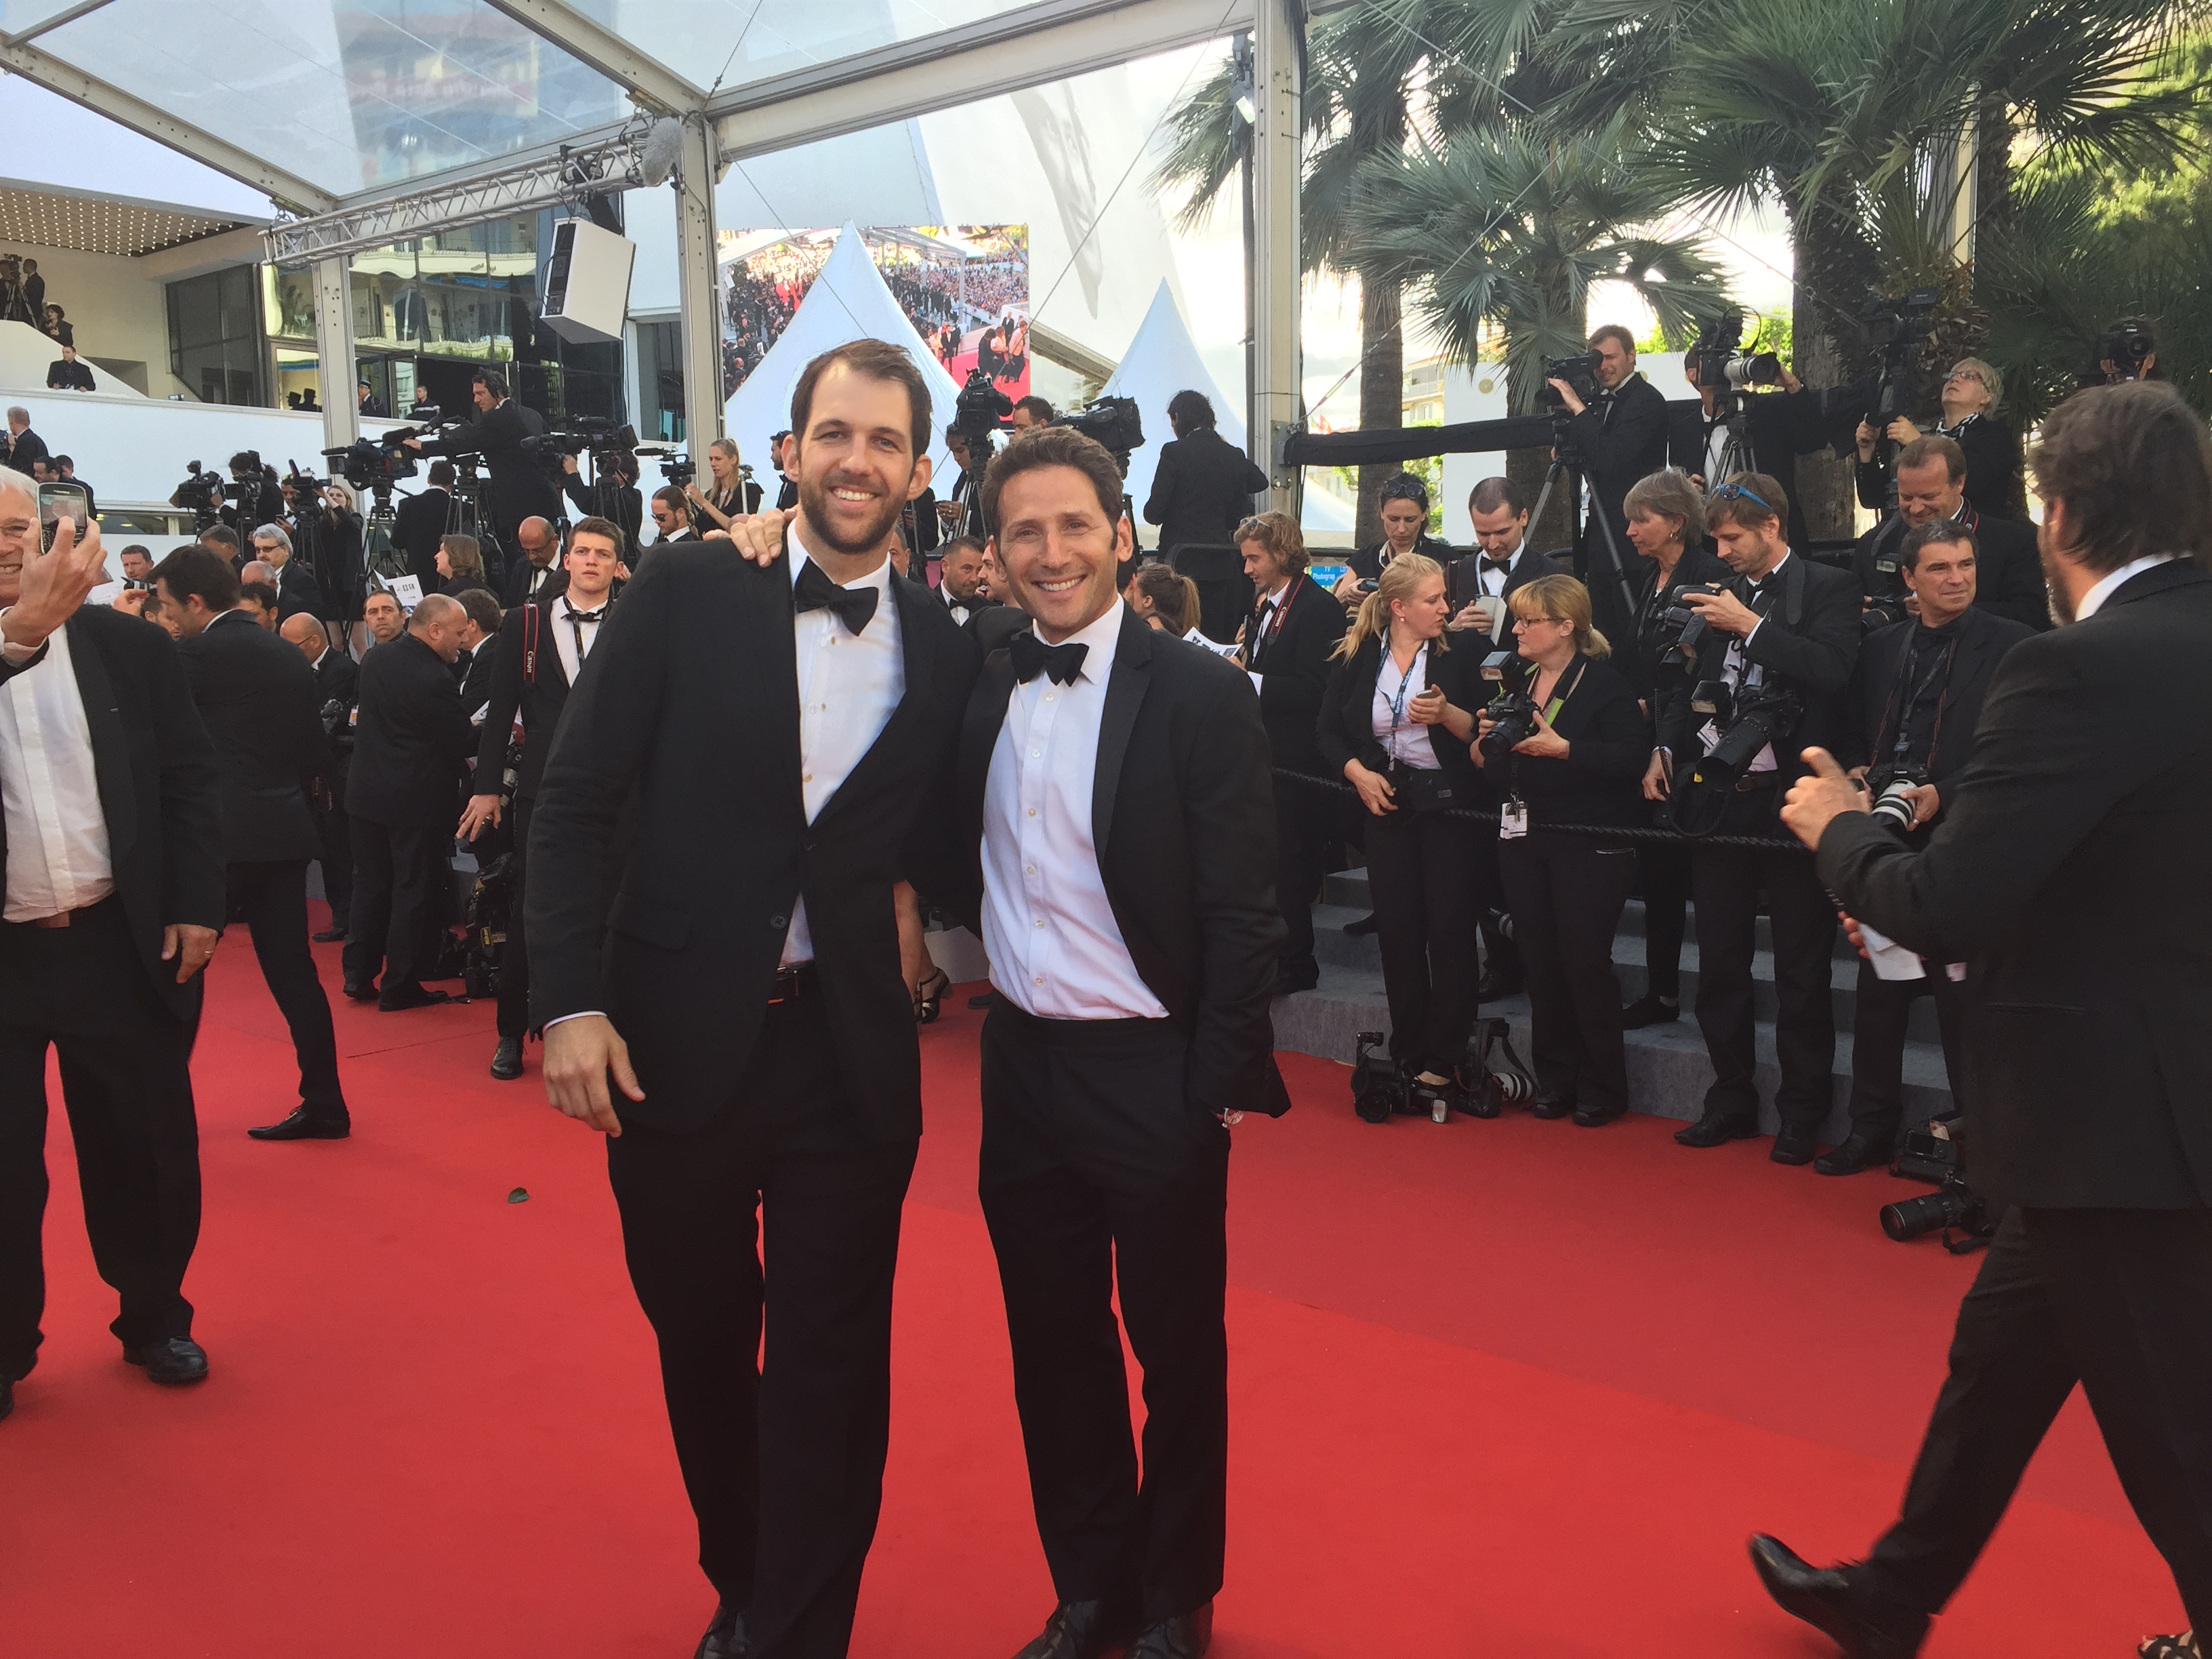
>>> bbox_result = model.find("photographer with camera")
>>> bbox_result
[1673,333,1823,549]
[1143,390,1268,562]
[1548,325,1670,627]
[1858,356,2026,523]
[2083,314,2160,388]
[403,370,560,559]
[560,445,642,561]
[1816,522,2034,1178]
[1849,434,2045,632]
[218,452,283,539]
[1759,377,2212,1659]
[280,613,358,943]
[1317,554,1485,1119]
[1623,470,1732,1030]
[1473,574,1650,1125]
[1336,473,1452,605]
[1654,472,1859,1162]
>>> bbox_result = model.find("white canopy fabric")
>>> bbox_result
[1101,281,1246,540]
[720,221,966,495]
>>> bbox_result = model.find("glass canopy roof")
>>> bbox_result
[14,0,1054,201]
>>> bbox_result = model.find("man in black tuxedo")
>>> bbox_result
[1548,325,1669,640]
[1654,472,1860,1164]
[937,535,1000,629]
[247,523,326,623]
[502,514,565,608]
[343,594,476,1012]
[529,342,979,1659]
[156,548,348,1141]
[1236,510,1346,995]
[280,614,358,943]
[1761,378,2212,1654]
[462,519,620,1083]
[0,504,224,1415]
[5,407,48,476]
[1818,523,2034,1176]
[1142,390,1268,560]
[394,462,455,589]
[45,346,94,392]
[452,589,503,715]
[404,371,559,560]
[1849,435,2045,632]
[939,425,1286,1659]
[1670,352,1830,549]
[358,380,388,420]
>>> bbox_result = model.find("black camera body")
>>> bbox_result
[2084,318,2157,386]
[1658,583,1726,669]
[1865,762,1929,834]
[954,367,1014,449]
[318,697,355,757]
[1476,649,1536,761]
[1881,1114,1993,1247]
[1862,287,1942,429]
[1682,678,1804,786]
[523,419,638,480]
[322,436,418,495]
[1539,350,1602,410]
[1689,309,1781,396]
[1351,1030,1407,1124]
[170,461,226,527]
[654,450,696,487]
[1054,394,1145,464]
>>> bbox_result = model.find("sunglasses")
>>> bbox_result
[1708,481,1778,514]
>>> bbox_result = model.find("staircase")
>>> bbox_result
[1271,868,1957,1143]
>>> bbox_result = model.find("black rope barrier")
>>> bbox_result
[1273,766,1812,853]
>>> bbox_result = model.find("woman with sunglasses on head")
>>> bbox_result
[1317,554,1484,1118]
[1474,574,1651,1126]
[1858,356,2024,520]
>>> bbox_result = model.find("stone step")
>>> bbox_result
[1269,960,1954,1143]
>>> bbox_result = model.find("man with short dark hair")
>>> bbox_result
[361,590,405,648]
[118,546,152,583]
[1448,475,1570,632]
[452,587,503,714]
[1548,324,1671,642]
[280,612,357,943]
[1818,522,2033,1176]
[237,581,279,631]
[45,345,93,392]
[937,534,997,627]
[199,524,241,570]
[1010,394,1054,430]
[358,380,387,419]
[403,371,559,562]
[1143,389,1268,560]
[1761,376,2212,1658]
[343,592,476,1012]
[155,546,348,1141]
[1850,434,2045,631]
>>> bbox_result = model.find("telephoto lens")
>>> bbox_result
[1870,779,1919,832]
[1881,1185,1978,1242]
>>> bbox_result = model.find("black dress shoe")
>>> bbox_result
[1528,1093,1576,1120]
[489,1036,524,1080]
[1272,962,1319,996]
[342,979,379,1002]
[1675,1109,1758,1148]
[123,1336,208,1385]
[1124,1602,1212,1659]
[312,925,349,943]
[1620,992,1680,1029]
[1475,966,1523,1001]
[248,1108,350,1141]
[1771,1128,1818,1165]
[1748,1535,1928,1658]
[694,1602,747,1659]
[377,985,456,1012]
[1010,1599,1132,1659]
[1817,1131,1891,1176]
[1572,1103,1626,1128]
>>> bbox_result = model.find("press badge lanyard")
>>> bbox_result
[1381,641,1427,768]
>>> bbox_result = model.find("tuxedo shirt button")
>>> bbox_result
[769,914,787,928]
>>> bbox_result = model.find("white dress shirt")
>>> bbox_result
[1471,544,1527,598]
[1248,576,1293,694]
[943,586,980,626]
[982,600,1167,1021]
[1371,641,1441,769]
[783,523,903,966]
[552,590,608,686]
[2076,552,2183,621]
[0,621,116,922]
[1700,552,1792,773]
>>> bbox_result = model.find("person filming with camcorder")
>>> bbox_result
[1755,375,2212,1659]
[1652,472,1859,1164]
[402,369,560,559]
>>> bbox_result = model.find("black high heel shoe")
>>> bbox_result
[913,965,950,1025]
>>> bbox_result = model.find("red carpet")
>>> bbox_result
[0,916,2181,1655]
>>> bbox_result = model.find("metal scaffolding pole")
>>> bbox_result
[672,117,725,467]
[1250,0,1302,514]
[312,256,361,454]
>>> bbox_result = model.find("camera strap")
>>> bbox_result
[522,603,540,686]
[1872,628,1958,771]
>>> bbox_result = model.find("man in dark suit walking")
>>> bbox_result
[1759,379,2212,1654]
[393,462,454,590]
[281,614,357,942]
[343,594,476,1012]
[939,425,1288,1659]
[156,548,348,1141]
[0,501,224,1416]
[1818,523,2033,1176]
[1235,510,1345,994]
[1142,390,1267,560]
[462,519,619,1082]
[529,342,979,1659]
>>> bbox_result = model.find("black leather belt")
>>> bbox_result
[766,962,817,1004]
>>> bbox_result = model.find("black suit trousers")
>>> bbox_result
[228,861,345,1122]
[1689,794,1838,1130]
[496,798,533,1042]
[1636,840,1691,1002]
[605,992,915,1659]
[343,818,447,995]
[312,781,353,925]
[1273,789,1327,977]
[979,1002,1230,1626]
[1500,835,1639,1115]
[1364,806,1483,1076]
[0,900,200,1378]
[1864,1206,2212,1626]
[1846,960,1967,1146]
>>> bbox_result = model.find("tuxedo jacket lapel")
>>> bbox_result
[1092,609,1154,861]
[815,570,939,827]
[64,615,135,864]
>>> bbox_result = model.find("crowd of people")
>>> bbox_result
[2,335,2207,1659]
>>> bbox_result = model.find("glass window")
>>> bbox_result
[168,266,265,406]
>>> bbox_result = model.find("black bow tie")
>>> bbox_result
[563,605,605,626]
[1482,556,1514,573]
[793,561,879,635]
[1009,632,1087,686]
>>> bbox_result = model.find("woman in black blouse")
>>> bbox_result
[1475,573,1650,1125]
[1316,553,1484,1118]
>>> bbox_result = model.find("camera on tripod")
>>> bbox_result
[523,419,638,479]
[1861,287,1942,428]
[1051,394,1145,466]
[1538,350,1602,411]
[954,368,1014,449]
[1476,649,1539,762]
[169,460,226,527]
[1688,309,1782,394]
[321,436,418,495]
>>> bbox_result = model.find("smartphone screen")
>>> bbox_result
[38,482,89,553]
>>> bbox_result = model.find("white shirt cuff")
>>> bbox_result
[541,1011,603,1029]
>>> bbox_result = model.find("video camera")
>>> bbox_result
[522,418,638,479]
[1052,394,1145,466]
[1689,309,1782,396]
[2083,317,2156,386]
[169,460,226,527]
[321,436,418,496]
[954,368,1014,451]
[1861,287,1942,428]
[640,445,695,487]
[1477,650,1538,762]
[1538,350,1602,412]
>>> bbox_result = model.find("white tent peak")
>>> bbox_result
[722,221,965,485]
[1101,281,1244,528]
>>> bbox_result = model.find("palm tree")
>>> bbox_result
[1346,116,1731,541]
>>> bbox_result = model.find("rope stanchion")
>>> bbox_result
[1273,766,1811,853]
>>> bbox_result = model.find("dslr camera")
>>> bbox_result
[1682,678,1805,787]
[1864,762,1929,834]
[1880,1114,1992,1248]
[1657,583,1727,669]
[1539,350,1602,411]
[2083,317,2156,386]
[1688,308,1782,394]
[1477,650,1540,762]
